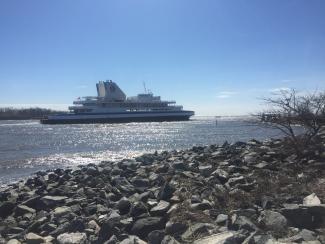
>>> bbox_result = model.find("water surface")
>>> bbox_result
[0,117,282,184]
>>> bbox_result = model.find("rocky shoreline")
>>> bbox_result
[1,136,325,243]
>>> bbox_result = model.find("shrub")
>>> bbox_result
[258,89,325,156]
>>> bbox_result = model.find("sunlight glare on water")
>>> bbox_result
[0,117,282,184]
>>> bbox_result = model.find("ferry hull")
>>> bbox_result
[40,112,194,124]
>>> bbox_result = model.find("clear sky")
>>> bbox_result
[0,0,324,115]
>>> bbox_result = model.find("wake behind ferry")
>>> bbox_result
[41,80,194,124]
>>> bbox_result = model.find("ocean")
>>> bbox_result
[0,117,282,185]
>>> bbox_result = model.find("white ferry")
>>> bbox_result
[41,80,194,124]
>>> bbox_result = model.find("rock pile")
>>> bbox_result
[1,137,325,243]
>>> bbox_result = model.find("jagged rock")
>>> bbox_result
[120,235,147,244]
[50,222,71,236]
[161,235,180,244]
[258,210,287,233]
[41,223,57,233]
[105,235,118,244]
[171,161,188,171]
[191,200,212,211]
[253,161,269,169]
[211,169,229,184]
[150,200,170,216]
[22,196,46,211]
[242,231,256,244]
[253,234,277,244]
[131,178,150,189]
[98,210,121,241]
[88,220,100,234]
[165,221,187,235]
[227,176,246,187]
[43,236,55,243]
[25,232,44,244]
[147,199,158,208]
[28,217,47,232]
[292,229,317,242]
[158,182,175,201]
[191,195,201,203]
[86,166,99,176]
[41,196,68,207]
[120,217,134,229]
[148,230,165,244]
[53,206,72,217]
[0,201,15,218]
[260,196,273,209]
[15,205,36,216]
[6,226,25,234]
[231,215,258,232]
[199,165,213,177]
[57,232,87,244]
[113,177,135,194]
[193,231,237,244]
[281,204,325,229]
[7,239,21,244]
[216,214,228,225]
[301,241,322,244]
[149,173,165,186]
[181,223,216,240]
[131,217,164,239]
[0,237,5,244]
[130,201,148,217]
[303,193,321,205]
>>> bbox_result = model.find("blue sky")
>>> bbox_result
[0,0,324,115]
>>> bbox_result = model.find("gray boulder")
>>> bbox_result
[182,223,216,240]
[161,235,180,244]
[258,210,287,233]
[0,201,15,218]
[165,221,187,235]
[303,193,321,205]
[231,215,258,232]
[148,230,165,244]
[211,169,229,184]
[120,235,146,244]
[216,214,228,225]
[193,231,237,244]
[25,232,44,244]
[7,239,21,244]
[150,200,170,216]
[57,232,87,244]
[131,217,164,239]
[172,161,188,171]
[227,176,246,187]
[281,204,325,229]
[15,205,36,216]
[116,197,131,214]
[41,196,68,207]
[199,165,213,177]
[158,182,175,201]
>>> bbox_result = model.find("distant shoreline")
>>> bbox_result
[0,117,42,120]
[0,107,66,121]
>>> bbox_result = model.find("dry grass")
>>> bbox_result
[170,177,212,225]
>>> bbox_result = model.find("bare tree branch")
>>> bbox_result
[257,89,325,157]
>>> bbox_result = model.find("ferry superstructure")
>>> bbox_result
[41,80,194,124]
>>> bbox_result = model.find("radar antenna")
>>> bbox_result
[143,82,147,94]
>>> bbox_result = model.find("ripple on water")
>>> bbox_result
[0,117,284,184]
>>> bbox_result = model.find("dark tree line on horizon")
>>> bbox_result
[0,107,66,120]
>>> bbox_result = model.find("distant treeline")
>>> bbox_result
[0,107,67,120]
